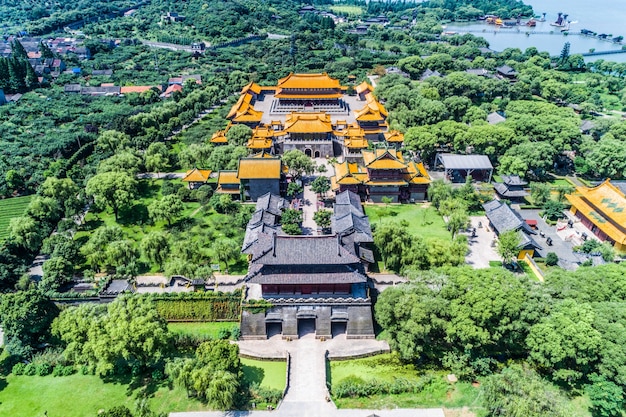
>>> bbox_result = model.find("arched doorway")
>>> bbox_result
[314,150,321,158]
[305,148,312,157]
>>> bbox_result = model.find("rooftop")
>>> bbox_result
[238,158,282,179]
[276,72,342,90]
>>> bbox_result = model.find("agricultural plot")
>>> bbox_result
[0,195,32,240]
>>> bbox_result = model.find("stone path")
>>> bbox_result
[171,336,445,417]
[301,184,319,235]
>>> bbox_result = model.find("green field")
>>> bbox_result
[365,204,451,242]
[168,321,239,338]
[329,354,481,409]
[0,195,32,240]
[329,5,363,16]
[241,358,287,391]
[0,373,206,417]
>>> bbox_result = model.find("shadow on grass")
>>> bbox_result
[81,218,104,231]
[117,203,149,226]
[243,365,265,387]
[0,377,7,392]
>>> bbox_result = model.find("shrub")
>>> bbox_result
[12,362,26,375]
[36,362,53,376]
[53,365,76,376]
[546,252,559,266]
[217,327,231,340]
[231,326,241,340]
[24,363,37,376]
[151,368,164,381]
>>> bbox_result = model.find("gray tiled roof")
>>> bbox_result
[242,222,280,253]
[487,112,506,124]
[335,190,362,210]
[255,192,288,216]
[248,264,367,284]
[483,200,533,235]
[437,153,493,170]
[493,183,529,198]
[501,175,527,186]
[332,213,373,243]
[251,233,362,265]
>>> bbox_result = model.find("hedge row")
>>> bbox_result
[332,375,435,398]
[151,292,242,321]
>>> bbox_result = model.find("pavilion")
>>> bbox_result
[435,153,493,183]
[566,180,626,251]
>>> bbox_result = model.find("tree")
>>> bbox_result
[310,176,330,197]
[0,290,58,356]
[145,142,169,177]
[96,130,131,155]
[447,208,469,238]
[148,194,184,226]
[427,180,453,210]
[40,177,81,217]
[283,150,315,179]
[530,182,551,206]
[98,151,142,176]
[546,252,559,266]
[86,172,137,221]
[225,124,252,147]
[313,210,332,230]
[8,216,45,252]
[41,256,74,292]
[26,195,62,223]
[496,230,521,266]
[527,300,602,384]
[82,226,124,271]
[586,375,624,417]
[212,238,240,270]
[543,200,565,221]
[373,221,413,272]
[482,365,572,417]
[140,232,170,270]
[286,181,303,197]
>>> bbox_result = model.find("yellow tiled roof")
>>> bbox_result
[217,171,241,185]
[365,180,408,186]
[355,81,374,94]
[334,124,365,139]
[345,137,369,149]
[361,148,407,170]
[384,130,404,143]
[354,94,388,121]
[251,151,275,158]
[247,137,273,149]
[182,168,212,182]
[252,126,276,138]
[275,93,343,99]
[227,93,252,119]
[238,158,282,179]
[241,81,262,95]
[565,179,626,245]
[282,112,333,133]
[276,72,342,90]
[333,161,368,185]
[405,161,431,184]
[227,93,262,122]
[210,130,228,143]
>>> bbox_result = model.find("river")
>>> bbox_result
[442,0,626,62]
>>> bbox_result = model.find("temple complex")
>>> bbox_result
[566,180,626,251]
[331,148,431,203]
[240,191,376,340]
[224,73,400,157]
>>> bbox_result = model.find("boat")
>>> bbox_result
[550,12,568,28]
[495,18,503,26]
[526,18,537,27]
[539,13,546,22]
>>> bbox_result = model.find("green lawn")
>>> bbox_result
[329,354,481,409]
[168,322,239,339]
[241,358,287,391]
[0,195,32,240]
[329,5,363,16]
[365,204,451,242]
[0,373,206,417]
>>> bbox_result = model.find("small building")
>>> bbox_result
[493,175,528,202]
[466,68,490,77]
[419,68,441,81]
[237,157,283,201]
[162,11,186,22]
[566,180,626,251]
[483,200,541,259]
[279,112,334,157]
[216,171,241,198]
[383,130,404,148]
[496,65,517,81]
[435,153,493,183]
[92,69,113,76]
[355,81,374,100]
[209,129,228,145]
[580,120,595,134]
[487,112,506,125]
[181,168,212,189]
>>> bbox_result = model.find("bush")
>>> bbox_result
[52,365,76,377]
[36,362,53,376]
[12,362,26,375]
[217,327,231,340]
[546,252,559,266]
[162,181,182,196]
[231,326,241,340]
[24,363,37,376]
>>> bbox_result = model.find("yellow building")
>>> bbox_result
[181,168,212,189]
[216,171,241,197]
[210,130,228,145]
[566,180,626,251]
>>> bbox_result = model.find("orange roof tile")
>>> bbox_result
[217,171,241,185]
[333,161,368,185]
[345,137,369,149]
[362,148,407,170]
[566,180,626,245]
[365,180,408,186]
[182,168,212,182]
[161,84,183,98]
[227,93,255,119]
[241,81,262,95]
[210,130,228,143]
[276,73,342,90]
[247,137,273,149]
[252,126,276,138]
[121,86,161,94]
[405,161,431,184]
[275,93,343,99]
[355,81,374,94]
[251,151,275,158]
[384,130,404,143]
[282,112,333,134]
[238,158,282,179]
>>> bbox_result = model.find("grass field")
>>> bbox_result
[0,373,206,417]
[168,321,239,338]
[241,358,287,391]
[365,204,451,242]
[329,354,481,409]
[329,5,363,16]
[0,195,32,240]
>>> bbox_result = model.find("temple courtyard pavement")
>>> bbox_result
[169,334,446,417]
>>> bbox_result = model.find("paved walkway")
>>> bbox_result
[171,336,445,417]
[301,183,319,235]
[465,216,500,268]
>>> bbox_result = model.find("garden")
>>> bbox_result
[0,195,32,241]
